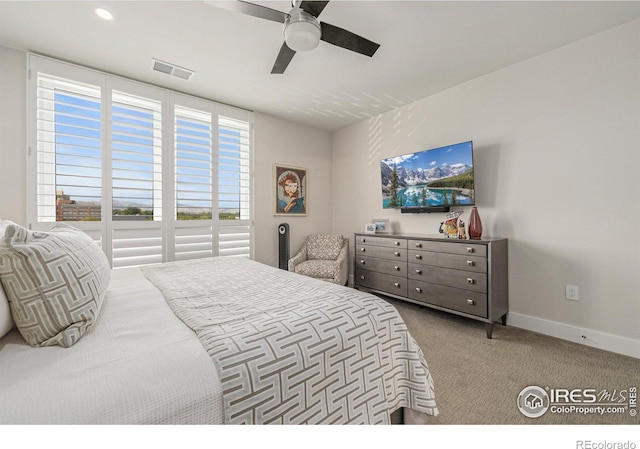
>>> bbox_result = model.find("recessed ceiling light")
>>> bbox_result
[95,8,114,21]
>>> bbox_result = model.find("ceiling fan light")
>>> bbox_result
[284,8,321,52]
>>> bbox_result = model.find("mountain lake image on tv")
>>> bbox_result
[380,141,475,209]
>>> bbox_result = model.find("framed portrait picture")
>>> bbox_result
[372,219,390,234]
[364,223,376,234]
[274,164,307,216]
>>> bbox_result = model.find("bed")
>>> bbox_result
[0,221,438,424]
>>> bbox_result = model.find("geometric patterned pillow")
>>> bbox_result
[0,219,17,338]
[0,223,110,347]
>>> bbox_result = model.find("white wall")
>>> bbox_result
[0,46,334,268]
[253,112,333,266]
[332,20,640,355]
[0,46,27,224]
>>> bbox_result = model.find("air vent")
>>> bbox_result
[150,58,195,81]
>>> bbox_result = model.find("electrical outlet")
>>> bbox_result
[566,284,579,301]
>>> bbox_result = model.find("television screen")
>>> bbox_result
[380,141,475,209]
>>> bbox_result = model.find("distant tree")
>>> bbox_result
[388,165,400,208]
[114,207,142,216]
[177,211,213,220]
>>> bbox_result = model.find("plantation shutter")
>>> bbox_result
[174,105,214,261]
[218,116,251,258]
[28,54,253,267]
[110,91,163,268]
[35,74,102,223]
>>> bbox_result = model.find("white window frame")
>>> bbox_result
[26,54,254,266]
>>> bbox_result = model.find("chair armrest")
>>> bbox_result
[333,241,349,285]
[288,246,308,271]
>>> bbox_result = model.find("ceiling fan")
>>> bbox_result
[215,0,380,74]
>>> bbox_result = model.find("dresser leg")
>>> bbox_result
[501,314,507,326]
[485,323,494,339]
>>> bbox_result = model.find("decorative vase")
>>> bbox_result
[468,207,483,240]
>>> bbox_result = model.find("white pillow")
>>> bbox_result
[0,222,110,347]
[0,219,17,339]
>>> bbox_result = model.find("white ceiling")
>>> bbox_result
[1,1,640,131]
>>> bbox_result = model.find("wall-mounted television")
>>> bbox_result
[380,141,475,213]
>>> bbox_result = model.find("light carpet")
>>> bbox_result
[387,298,640,425]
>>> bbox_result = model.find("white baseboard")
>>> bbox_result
[507,312,640,360]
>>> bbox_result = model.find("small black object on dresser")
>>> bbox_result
[353,233,508,338]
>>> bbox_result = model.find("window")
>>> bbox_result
[111,91,162,221]
[217,116,251,257]
[35,74,102,223]
[28,55,253,267]
[175,106,212,221]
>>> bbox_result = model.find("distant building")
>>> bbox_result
[56,190,101,221]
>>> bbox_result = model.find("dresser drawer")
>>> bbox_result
[355,256,407,277]
[408,280,488,318]
[355,235,407,249]
[356,245,407,261]
[355,269,408,297]
[408,263,487,293]
[408,250,487,273]
[409,240,487,257]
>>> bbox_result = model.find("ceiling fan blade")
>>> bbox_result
[320,22,380,57]
[212,0,288,24]
[271,43,297,74]
[299,1,330,18]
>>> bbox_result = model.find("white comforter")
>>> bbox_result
[0,267,223,424]
[0,257,438,425]
[143,257,438,424]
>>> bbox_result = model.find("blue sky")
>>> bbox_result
[382,141,473,170]
[53,92,243,215]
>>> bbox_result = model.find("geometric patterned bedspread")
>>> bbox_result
[142,257,438,424]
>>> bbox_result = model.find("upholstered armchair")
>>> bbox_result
[288,234,349,285]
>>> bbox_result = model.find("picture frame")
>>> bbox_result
[438,210,463,239]
[274,164,308,216]
[364,223,376,234]
[372,219,390,234]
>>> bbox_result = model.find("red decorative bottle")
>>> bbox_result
[468,206,483,240]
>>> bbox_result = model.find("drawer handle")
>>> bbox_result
[467,260,474,266]
[415,243,422,248]
[466,247,475,253]
[361,238,366,243]
[394,241,400,246]
[394,251,400,257]
[360,247,366,252]
[415,287,422,293]
[359,260,365,265]
[394,282,401,288]
[360,275,366,280]
[467,299,475,306]
[467,278,475,284]
[415,254,422,260]
[394,266,400,271]
[415,269,422,275]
